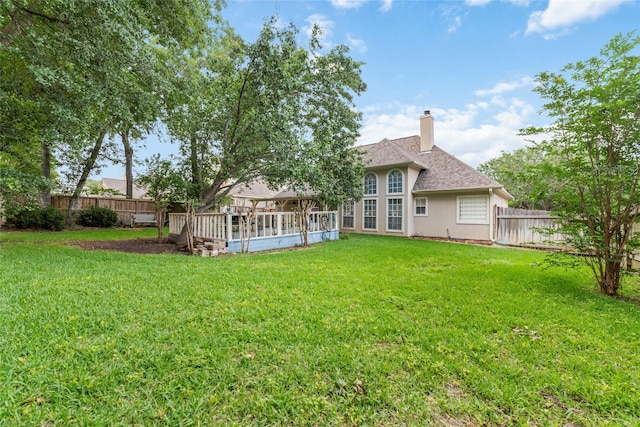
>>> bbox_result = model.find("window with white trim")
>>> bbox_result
[342,200,354,229]
[457,195,489,224]
[364,173,377,195]
[363,199,377,230]
[415,197,427,216]
[387,198,403,231]
[387,170,403,194]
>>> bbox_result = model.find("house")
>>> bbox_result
[340,111,512,242]
[98,176,149,199]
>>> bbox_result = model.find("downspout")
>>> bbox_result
[489,188,495,243]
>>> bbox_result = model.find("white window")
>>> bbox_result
[387,170,403,194]
[363,199,377,230]
[342,200,354,229]
[415,197,428,216]
[387,198,403,231]
[457,195,489,224]
[364,173,377,196]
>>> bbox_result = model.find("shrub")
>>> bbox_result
[7,206,43,229]
[75,206,119,228]
[41,206,65,231]
[5,206,65,230]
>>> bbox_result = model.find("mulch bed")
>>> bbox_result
[69,238,188,255]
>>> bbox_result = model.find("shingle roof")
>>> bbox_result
[98,178,149,199]
[360,138,427,170]
[229,180,315,201]
[228,180,281,199]
[359,135,509,195]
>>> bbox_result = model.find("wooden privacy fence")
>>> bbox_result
[494,207,562,248]
[495,207,640,269]
[51,195,156,225]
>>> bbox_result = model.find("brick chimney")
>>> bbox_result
[420,110,434,152]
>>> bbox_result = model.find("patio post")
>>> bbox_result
[226,213,233,242]
[276,212,283,235]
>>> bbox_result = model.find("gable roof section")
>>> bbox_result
[360,138,427,170]
[360,135,511,197]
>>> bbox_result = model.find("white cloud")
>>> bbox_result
[438,5,463,34]
[329,0,368,9]
[448,16,462,34]
[526,0,630,36]
[346,34,367,53]
[465,0,530,6]
[474,77,534,97]
[330,0,393,11]
[356,97,538,167]
[379,0,393,12]
[508,0,530,6]
[303,14,335,48]
[465,0,492,5]
[357,104,423,145]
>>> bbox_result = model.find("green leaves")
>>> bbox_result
[1,0,219,202]
[0,164,49,218]
[164,16,366,211]
[522,32,640,295]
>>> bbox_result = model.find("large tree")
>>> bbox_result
[522,32,640,296]
[0,0,219,213]
[477,146,559,210]
[167,19,365,244]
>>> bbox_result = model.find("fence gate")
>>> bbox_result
[494,207,560,248]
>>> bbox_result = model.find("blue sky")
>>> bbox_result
[99,0,639,178]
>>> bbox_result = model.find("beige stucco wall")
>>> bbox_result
[412,192,490,241]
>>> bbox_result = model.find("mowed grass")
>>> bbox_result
[1,231,640,425]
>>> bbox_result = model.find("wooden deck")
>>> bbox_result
[168,211,339,252]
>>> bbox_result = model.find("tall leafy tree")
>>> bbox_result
[166,18,366,244]
[163,27,243,200]
[0,0,220,213]
[136,155,187,243]
[477,146,559,210]
[185,19,364,210]
[522,32,640,296]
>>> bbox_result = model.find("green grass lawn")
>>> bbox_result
[1,231,640,425]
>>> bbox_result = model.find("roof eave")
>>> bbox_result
[412,185,512,199]
[365,161,426,171]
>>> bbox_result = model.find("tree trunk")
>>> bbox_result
[38,141,51,209]
[184,202,195,253]
[189,135,200,199]
[296,200,315,247]
[156,206,167,243]
[600,257,622,296]
[170,173,236,246]
[122,128,133,199]
[67,130,107,225]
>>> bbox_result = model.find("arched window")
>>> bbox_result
[387,170,403,194]
[364,173,377,195]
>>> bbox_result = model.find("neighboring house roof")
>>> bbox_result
[228,180,281,199]
[98,177,149,199]
[360,135,512,199]
[271,187,317,201]
[228,180,316,201]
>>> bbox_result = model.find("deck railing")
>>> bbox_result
[168,211,338,242]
